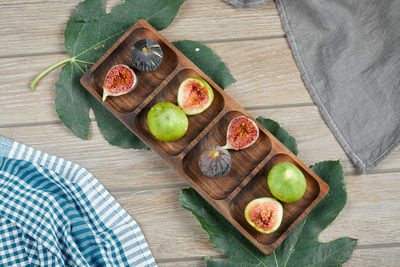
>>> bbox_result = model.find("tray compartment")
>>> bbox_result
[136,68,225,156]
[81,19,330,255]
[229,153,321,244]
[89,27,178,114]
[183,111,272,200]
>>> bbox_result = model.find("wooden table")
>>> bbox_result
[1,1,399,266]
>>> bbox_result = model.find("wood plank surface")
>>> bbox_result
[1,106,398,190]
[0,38,313,126]
[251,107,400,172]
[158,260,206,267]
[156,247,400,266]
[109,171,400,259]
[1,111,398,255]
[1,0,399,265]
[344,247,400,267]
[0,0,283,57]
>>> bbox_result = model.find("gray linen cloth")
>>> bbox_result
[226,0,400,172]
[224,0,269,8]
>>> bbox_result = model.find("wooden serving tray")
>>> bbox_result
[80,19,329,255]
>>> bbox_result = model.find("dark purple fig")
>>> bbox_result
[199,146,232,178]
[130,39,163,72]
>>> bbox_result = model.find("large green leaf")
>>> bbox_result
[33,0,237,148]
[55,62,90,139]
[173,40,237,89]
[89,95,148,149]
[180,117,356,266]
[257,117,298,155]
[53,0,186,140]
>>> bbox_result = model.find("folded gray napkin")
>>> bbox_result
[224,0,269,9]
[227,0,400,172]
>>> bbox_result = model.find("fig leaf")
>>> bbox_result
[180,117,357,266]
[257,117,298,156]
[56,0,185,142]
[173,40,237,90]
[33,0,237,148]
[55,62,90,140]
[89,95,148,149]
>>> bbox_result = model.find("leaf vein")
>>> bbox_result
[74,28,127,58]
[145,2,180,25]
[309,240,357,266]
[273,251,279,267]
[72,6,97,56]
[282,218,307,267]
[212,227,268,267]
[73,61,85,74]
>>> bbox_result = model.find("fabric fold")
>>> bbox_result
[0,136,156,266]
[275,0,400,171]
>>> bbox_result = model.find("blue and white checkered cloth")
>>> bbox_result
[0,136,157,266]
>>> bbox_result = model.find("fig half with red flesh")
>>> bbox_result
[102,64,137,102]
[177,77,214,115]
[244,197,283,234]
[223,116,259,150]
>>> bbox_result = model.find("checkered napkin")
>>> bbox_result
[0,136,157,266]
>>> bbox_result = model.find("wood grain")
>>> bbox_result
[251,106,400,172]
[0,0,283,57]
[344,247,400,267]
[80,19,328,254]
[1,107,398,189]
[156,247,400,266]
[111,171,400,259]
[0,38,311,126]
[1,0,399,264]
[320,171,400,245]
[158,259,206,267]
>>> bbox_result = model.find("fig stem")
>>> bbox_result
[30,57,73,91]
[222,143,232,150]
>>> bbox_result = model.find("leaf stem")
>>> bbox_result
[30,57,72,91]
[74,59,94,64]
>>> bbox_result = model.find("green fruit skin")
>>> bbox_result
[268,162,307,203]
[147,102,188,142]
[177,77,214,115]
[244,197,283,234]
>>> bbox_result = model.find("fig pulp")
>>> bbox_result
[244,197,283,234]
[177,77,214,115]
[130,39,163,72]
[147,102,188,142]
[102,64,137,102]
[223,116,259,150]
[199,146,232,178]
[268,162,307,203]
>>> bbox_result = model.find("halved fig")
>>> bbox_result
[102,64,137,102]
[177,77,214,115]
[244,197,283,234]
[198,146,232,178]
[223,116,259,150]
